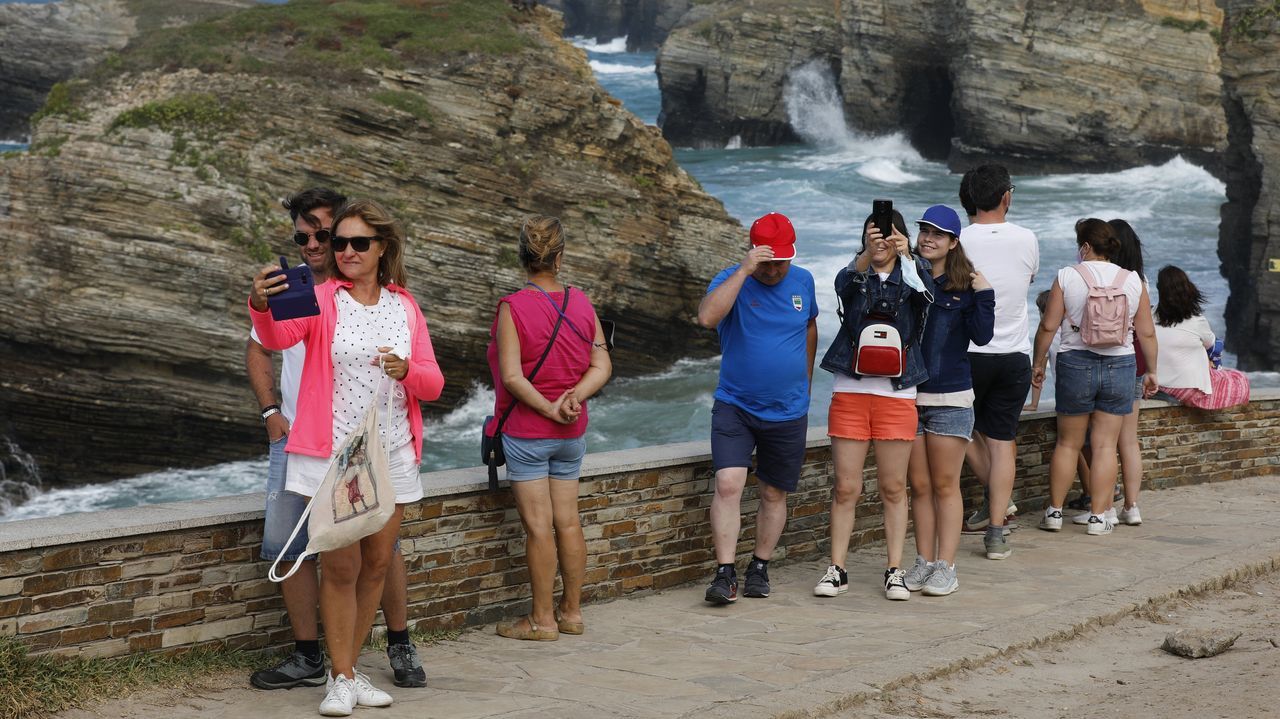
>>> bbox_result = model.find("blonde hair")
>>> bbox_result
[328,199,408,288]
[518,215,564,273]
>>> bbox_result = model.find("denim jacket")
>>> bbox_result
[819,255,935,390]
[917,275,996,394]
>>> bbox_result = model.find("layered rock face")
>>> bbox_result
[0,0,256,141]
[659,0,1227,171]
[1218,3,1280,369]
[542,0,691,50]
[0,2,741,482]
[657,0,842,148]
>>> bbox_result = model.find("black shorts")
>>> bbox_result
[968,352,1031,442]
[710,400,808,492]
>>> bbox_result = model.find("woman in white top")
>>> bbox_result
[1154,265,1251,409]
[1031,219,1157,536]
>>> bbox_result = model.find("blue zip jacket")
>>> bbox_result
[917,274,995,394]
[819,255,935,391]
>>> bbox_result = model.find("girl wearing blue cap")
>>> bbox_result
[903,205,995,597]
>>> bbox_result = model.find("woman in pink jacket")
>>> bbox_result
[250,199,444,716]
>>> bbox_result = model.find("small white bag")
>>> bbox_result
[269,376,397,582]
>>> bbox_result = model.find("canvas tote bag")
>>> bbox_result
[269,373,398,582]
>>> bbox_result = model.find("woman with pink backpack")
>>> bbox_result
[1030,219,1158,536]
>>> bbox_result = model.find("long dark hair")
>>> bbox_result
[1154,265,1206,326]
[938,236,976,292]
[1108,219,1145,280]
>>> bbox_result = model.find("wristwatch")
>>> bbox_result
[260,404,281,423]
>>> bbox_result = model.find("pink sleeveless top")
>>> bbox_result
[486,285,598,439]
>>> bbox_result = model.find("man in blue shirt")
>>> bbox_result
[696,212,818,604]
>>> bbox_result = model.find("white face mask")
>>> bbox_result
[898,253,934,303]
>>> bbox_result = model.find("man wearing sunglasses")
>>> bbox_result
[244,187,427,690]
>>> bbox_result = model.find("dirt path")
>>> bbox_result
[843,570,1280,719]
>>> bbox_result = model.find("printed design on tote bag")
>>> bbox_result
[332,434,382,523]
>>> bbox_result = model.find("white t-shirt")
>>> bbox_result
[331,288,413,451]
[1056,262,1143,356]
[959,222,1039,355]
[1155,315,1215,394]
[249,328,305,425]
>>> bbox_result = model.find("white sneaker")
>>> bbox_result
[1086,514,1115,536]
[1119,505,1143,525]
[353,671,393,707]
[1073,507,1116,525]
[903,555,934,592]
[884,568,910,601]
[320,674,357,717]
[813,564,848,597]
[1038,507,1063,532]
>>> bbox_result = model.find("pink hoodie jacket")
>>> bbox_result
[249,278,446,463]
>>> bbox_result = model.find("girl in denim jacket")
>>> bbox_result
[902,205,995,598]
[814,209,935,602]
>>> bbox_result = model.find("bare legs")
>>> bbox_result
[1118,401,1142,509]
[319,504,405,679]
[510,478,586,630]
[829,438,912,570]
[967,433,1016,530]
[710,467,789,564]
[908,434,968,565]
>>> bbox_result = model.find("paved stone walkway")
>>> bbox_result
[62,476,1280,719]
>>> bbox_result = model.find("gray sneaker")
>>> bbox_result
[922,562,959,596]
[984,533,1012,560]
[386,642,427,688]
[903,555,934,592]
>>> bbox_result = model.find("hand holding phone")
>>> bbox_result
[872,199,894,241]
[266,256,320,321]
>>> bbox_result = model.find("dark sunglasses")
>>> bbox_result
[292,228,331,246]
[332,235,381,253]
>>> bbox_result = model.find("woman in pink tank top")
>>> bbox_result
[486,216,612,641]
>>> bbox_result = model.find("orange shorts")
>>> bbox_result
[827,392,917,442]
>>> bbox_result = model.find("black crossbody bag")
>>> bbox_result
[481,287,572,490]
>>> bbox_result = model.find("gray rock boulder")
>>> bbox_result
[1161,629,1242,658]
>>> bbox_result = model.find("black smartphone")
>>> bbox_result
[266,257,321,321]
[872,199,894,240]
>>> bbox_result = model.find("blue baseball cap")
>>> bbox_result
[917,205,962,238]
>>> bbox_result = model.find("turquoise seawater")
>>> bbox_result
[3,37,1274,521]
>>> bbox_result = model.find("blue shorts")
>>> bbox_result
[1055,350,1136,416]
[261,436,309,562]
[710,400,808,493]
[916,405,975,440]
[502,435,587,482]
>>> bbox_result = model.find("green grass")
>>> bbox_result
[373,89,434,122]
[0,636,260,719]
[1159,16,1210,33]
[365,626,461,651]
[96,0,530,82]
[30,82,89,125]
[109,93,243,136]
[1230,0,1280,40]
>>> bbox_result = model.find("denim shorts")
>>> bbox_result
[916,404,975,439]
[1055,350,1137,416]
[260,436,309,562]
[502,434,588,482]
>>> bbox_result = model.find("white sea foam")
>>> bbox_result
[588,60,655,75]
[571,36,628,54]
[856,158,924,185]
[1023,156,1223,195]
[725,135,743,150]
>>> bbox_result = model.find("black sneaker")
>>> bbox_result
[387,642,427,688]
[704,566,738,604]
[250,650,326,690]
[743,560,770,598]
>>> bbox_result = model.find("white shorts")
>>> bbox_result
[285,441,424,504]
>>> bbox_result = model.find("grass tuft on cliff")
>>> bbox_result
[0,636,258,719]
[109,93,245,136]
[96,0,530,81]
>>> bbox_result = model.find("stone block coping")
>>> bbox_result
[1,389,1274,554]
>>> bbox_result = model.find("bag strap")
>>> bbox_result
[488,287,572,490]
[268,491,318,582]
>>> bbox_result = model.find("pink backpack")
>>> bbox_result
[1070,264,1132,349]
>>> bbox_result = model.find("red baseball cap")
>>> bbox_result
[749,212,797,261]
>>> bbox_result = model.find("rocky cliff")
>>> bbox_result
[0,0,256,142]
[1218,2,1280,369]
[658,0,1227,172]
[657,0,842,148]
[0,0,742,483]
[541,0,691,51]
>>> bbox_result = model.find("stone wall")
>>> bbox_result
[2,392,1278,658]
